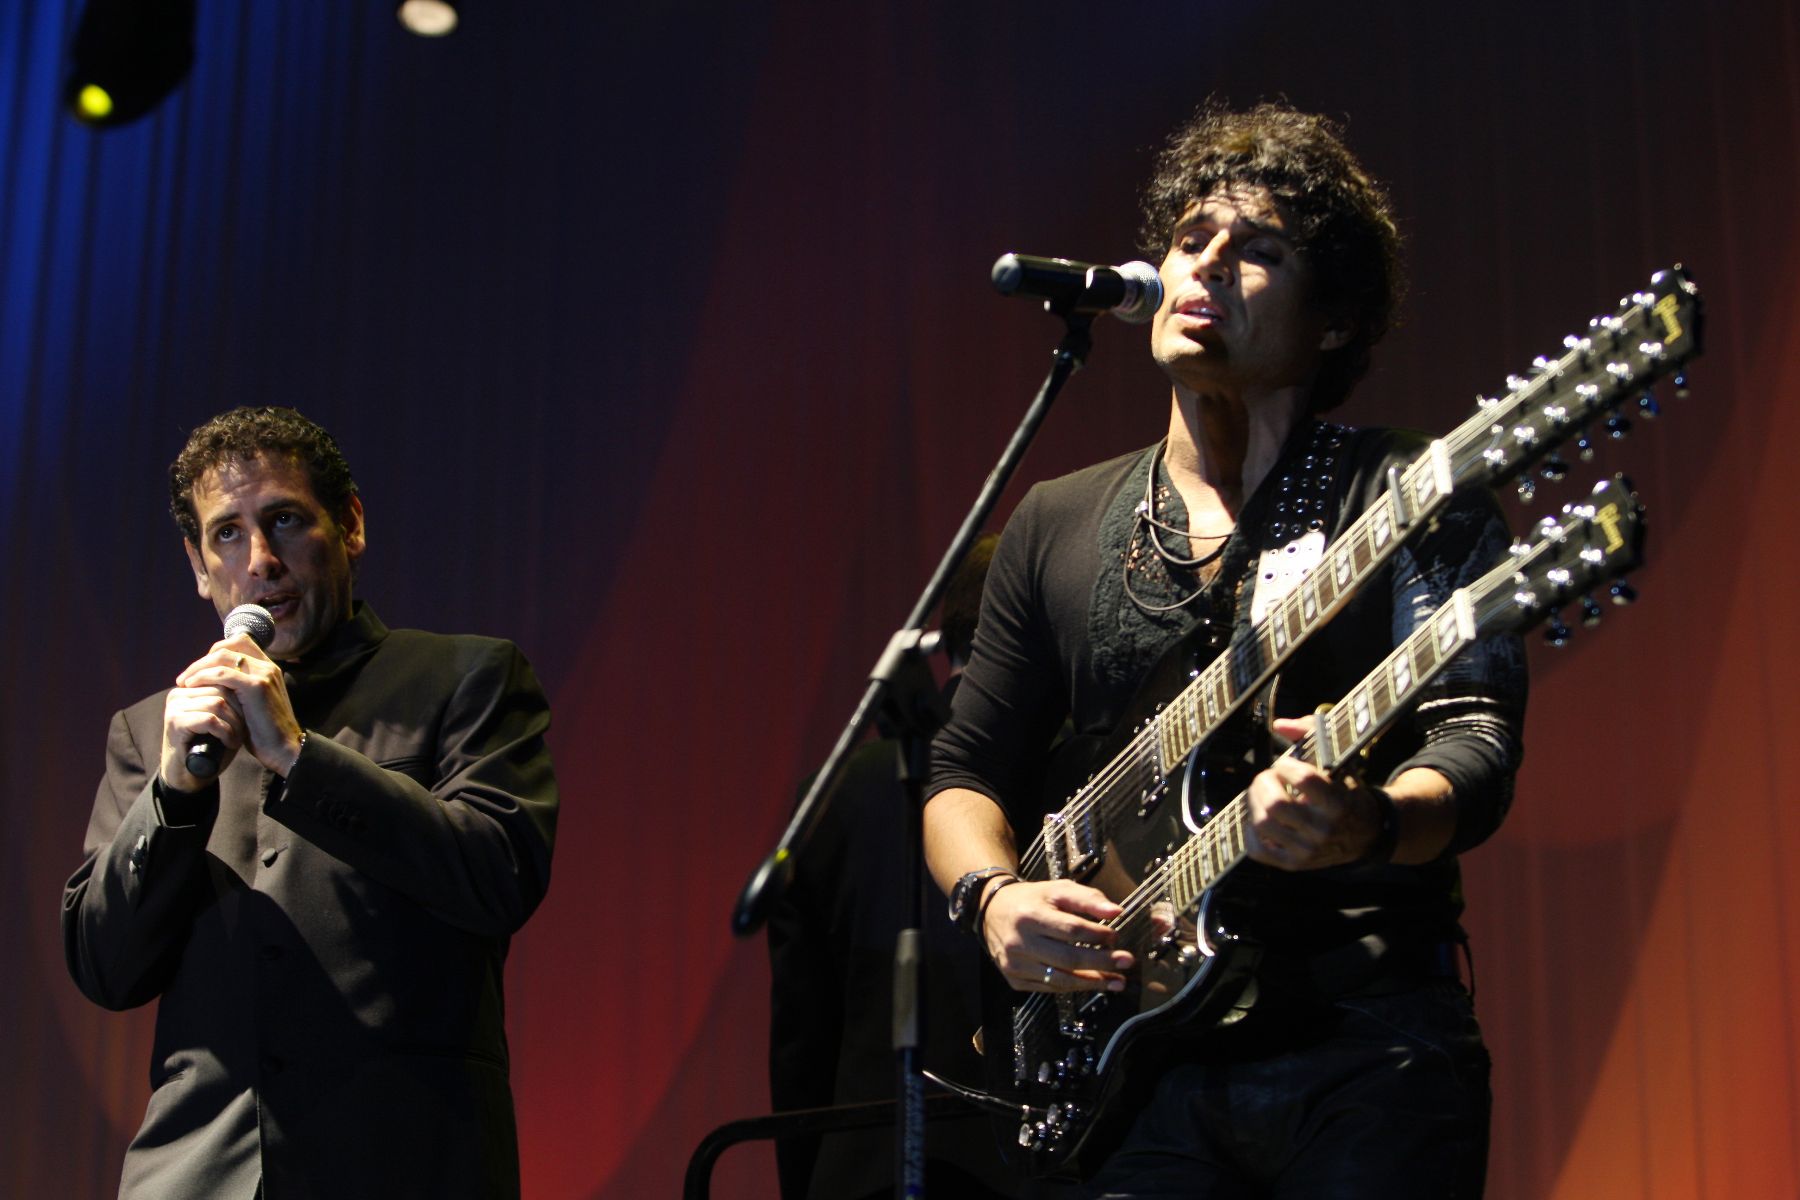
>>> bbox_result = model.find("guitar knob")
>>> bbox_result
[1637,392,1661,419]
[1543,612,1572,647]
[1609,581,1637,605]
[1515,477,1537,504]
[1673,372,1689,397]
[1539,455,1569,482]
[1576,434,1596,461]
[1605,414,1632,440]
[1580,595,1604,627]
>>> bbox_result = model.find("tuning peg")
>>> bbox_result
[1609,581,1637,606]
[1637,392,1661,419]
[1580,595,1604,627]
[1539,455,1569,482]
[1576,434,1596,461]
[1515,477,1537,504]
[1605,414,1632,440]
[1543,612,1573,647]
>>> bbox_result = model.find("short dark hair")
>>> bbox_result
[1138,100,1405,412]
[169,406,357,543]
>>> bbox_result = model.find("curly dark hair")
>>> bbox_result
[169,406,358,543]
[1138,101,1405,412]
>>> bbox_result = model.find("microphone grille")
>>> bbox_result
[1113,261,1163,324]
[223,603,276,649]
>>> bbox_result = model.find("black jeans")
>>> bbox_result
[1082,979,1491,1199]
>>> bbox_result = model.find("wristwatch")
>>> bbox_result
[948,866,1016,933]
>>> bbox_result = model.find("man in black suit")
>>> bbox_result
[63,406,558,1199]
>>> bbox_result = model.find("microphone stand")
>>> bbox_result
[732,305,1098,1200]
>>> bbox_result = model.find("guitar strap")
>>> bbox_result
[1226,420,1354,775]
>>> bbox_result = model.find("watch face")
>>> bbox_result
[950,868,1007,930]
[949,874,977,922]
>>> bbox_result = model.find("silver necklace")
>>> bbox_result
[1123,443,1228,613]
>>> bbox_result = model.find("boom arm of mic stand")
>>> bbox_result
[731,312,1095,937]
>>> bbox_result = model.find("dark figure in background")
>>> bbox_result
[767,533,1017,1200]
[63,407,558,1199]
[927,103,1527,1198]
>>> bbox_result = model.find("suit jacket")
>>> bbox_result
[63,603,558,1200]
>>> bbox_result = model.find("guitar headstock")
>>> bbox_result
[1493,475,1647,645]
[1450,266,1702,501]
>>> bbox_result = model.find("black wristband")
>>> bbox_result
[974,875,1023,941]
[1362,788,1400,866]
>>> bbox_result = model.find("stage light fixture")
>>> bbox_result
[64,0,196,128]
[398,0,460,37]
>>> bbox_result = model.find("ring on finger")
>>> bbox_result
[235,654,246,670]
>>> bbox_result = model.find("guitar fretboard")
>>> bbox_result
[1161,572,1492,913]
[1155,449,1449,771]
[1029,445,1454,879]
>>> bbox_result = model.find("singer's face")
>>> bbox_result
[182,455,365,661]
[1150,186,1345,400]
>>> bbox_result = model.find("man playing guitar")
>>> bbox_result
[926,102,1526,1198]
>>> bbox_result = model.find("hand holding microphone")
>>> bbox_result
[161,603,285,790]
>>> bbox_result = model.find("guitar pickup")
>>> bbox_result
[1044,809,1107,881]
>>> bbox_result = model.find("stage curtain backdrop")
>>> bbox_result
[3,1,1795,1195]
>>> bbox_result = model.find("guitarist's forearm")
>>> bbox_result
[1382,766,1458,866]
[923,787,1020,899]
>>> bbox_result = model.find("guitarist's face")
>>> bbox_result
[1150,185,1347,402]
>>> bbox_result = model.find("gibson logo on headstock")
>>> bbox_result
[1653,293,1685,344]
[1594,502,1626,554]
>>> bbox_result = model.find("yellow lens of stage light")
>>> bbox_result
[76,84,114,120]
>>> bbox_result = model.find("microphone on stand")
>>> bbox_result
[990,253,1163,323]
[184,603,276,780]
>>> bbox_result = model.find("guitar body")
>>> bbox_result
[978,617,1266,1178]
[980,732,1266,1178]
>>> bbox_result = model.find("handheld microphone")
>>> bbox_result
[990,253,1163,324]
[184,603,276,780]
